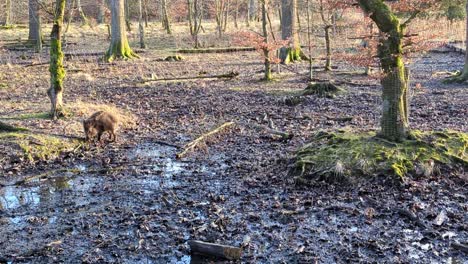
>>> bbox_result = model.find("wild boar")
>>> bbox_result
[83,111,119,142]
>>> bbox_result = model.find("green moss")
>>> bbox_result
[302,82,345,98]
[105,40,139,62]
[0,132,81,162]
[292,130,467,184]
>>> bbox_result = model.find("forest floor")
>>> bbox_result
[0,24,467,263]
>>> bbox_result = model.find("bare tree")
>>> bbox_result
[262,0,272,80]
[161,0,172,34]
[3,0,12,26]
[138,0,146,48]
[48,0,66,119]
[105,0,139,61]
[188,0,203,48]
[28,0,43,52]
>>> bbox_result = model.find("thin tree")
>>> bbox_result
[262,0,272,80]
[306,0,313,80]
[4,0,12,26]
[76,0,89,26]
[138,0,146,48]
[28,0,42,52]
[98,0,106,24]
[188,0,203,48]
[105,0,139,61]
[161,0,172,34]
[48,0,67,120]
[319,0,332,71]
[279,0,301,63]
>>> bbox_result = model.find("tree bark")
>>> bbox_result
[28,0,42,52]
[279,0,301,64]
[324,25,332,71]
[138,0,146,48]
[161,0,172,34]
[48,0,67,120]
[249,0,257,22]
[105,0,139,61]
[125,0,132,31]
[97,0,105,24]
[262,0,272,81]
[4,0,12,25]
[76,0,89,26]
[359,0,409,141]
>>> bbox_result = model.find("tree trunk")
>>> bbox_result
[234,0,239,29]
[64,0,76,34]
[4,0,12,25]
[324,25,332,71]
[306,0,313,80]
[98,0,105,24]
[143,0,149,27]
[48,0,67,120]
[138,0,146,48]
[249,0,257,22]
[458,2,468,79]
[262,0,272,81]
[161,0,172,34]
[106,0,138,61]
[279,0,301,64]
[359,0,409,141]
[76,0,89,26]
[28,0,42,52]
[125,0,132,31]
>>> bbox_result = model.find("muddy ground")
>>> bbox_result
[0,25,467,263]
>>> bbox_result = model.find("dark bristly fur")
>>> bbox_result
[83,111,119,143]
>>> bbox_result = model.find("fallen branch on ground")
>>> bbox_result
[188,240,242,260]
[140,72,239,83]
[238,121,293,141]
[176,122,235,159]
[176,47,255,54]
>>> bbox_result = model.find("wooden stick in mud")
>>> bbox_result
[176,122,235,159]
[188,240,242,260]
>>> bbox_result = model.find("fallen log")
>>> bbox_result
[176,121,235,159]
[140,71,239,83]
[188,240,242,260]
[176,47,256,54]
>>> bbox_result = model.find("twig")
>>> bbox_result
[176,122,235,159]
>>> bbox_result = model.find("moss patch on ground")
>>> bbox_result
[0,132,82,162]
[292,130,467,185]
[302,81,345,98]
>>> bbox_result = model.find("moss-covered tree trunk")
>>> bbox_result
[262,0,272,81]
[28,0,42,52]
[279,0,301,64]
[448,2,468,82]
[359,0,409,142]
[106,0,138,62]
[48,0,67,120]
